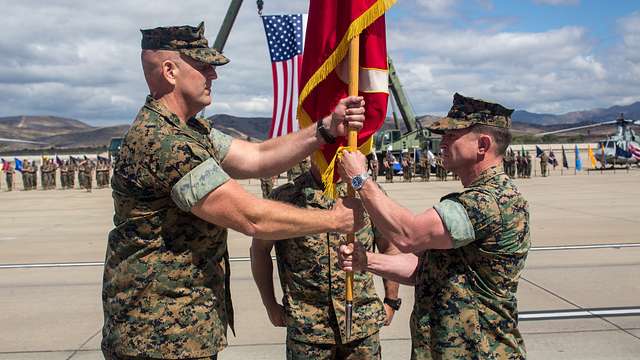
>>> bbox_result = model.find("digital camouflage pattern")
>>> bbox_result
[286,331,381,360]
[428,93,513,134]
[141,21,229,66]
[102,96,235,358]
[270,172,386,346]
[4,163,13,191]
[411,166,530,360]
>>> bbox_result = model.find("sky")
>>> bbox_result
[1,0,639,126]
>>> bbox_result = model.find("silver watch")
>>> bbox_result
[351,172,370,191]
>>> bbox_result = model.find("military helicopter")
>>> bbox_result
[536,113,640,166]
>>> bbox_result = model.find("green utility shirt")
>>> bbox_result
[102,96,235,358]
[411,166,530,359]
[270,172,387,344]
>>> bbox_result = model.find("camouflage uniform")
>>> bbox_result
[103,22,238,359]
[270,173,386,360]
[411,167,529,359]
[384,153,395,183]
[83,160,94,191]
[287,157,310,182]
[21,161,30,190]
[259,176,276,198]
[503,150,514,178]
[402,153,413,182]
[28,161,37,190]
[5,164,14,191]
[369,157,379,182]
[415,93,529,359]
[102,95,236,358]
[540,152,548,177]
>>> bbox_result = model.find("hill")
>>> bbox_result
[2,100,639,153]
[0,115,92,140]
[0,116,127,152]
[512,101,640,125]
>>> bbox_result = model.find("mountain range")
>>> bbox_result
[1,101,638,152]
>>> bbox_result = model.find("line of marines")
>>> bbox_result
[0,157,112,191]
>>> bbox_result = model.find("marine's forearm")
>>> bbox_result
[358,180,420,251]
[249,199,341,240]
[366,252,418,286]
[249,244,278,307]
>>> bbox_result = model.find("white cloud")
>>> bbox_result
[0,0,638,127]
[416,0,460,18]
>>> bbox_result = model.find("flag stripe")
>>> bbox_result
[273,62,286,136]
[629,143,640,159]
[286,58,295,135]
[269,64,278,138]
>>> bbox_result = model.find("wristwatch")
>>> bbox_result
[351,172,369,191]
[384,297,402,311]
[316,120,336,144]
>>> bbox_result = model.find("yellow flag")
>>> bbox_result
[588,145,597,168]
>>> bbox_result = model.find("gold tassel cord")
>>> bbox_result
[320,139,372,199]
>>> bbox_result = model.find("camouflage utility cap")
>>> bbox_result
[428,92,513,134]
[141,21,229,66]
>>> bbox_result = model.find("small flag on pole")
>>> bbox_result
[14,158,23,172]
[561,146,569,169]
[575,145,582,171]
[627,143,640,160]
[588,144,597,168]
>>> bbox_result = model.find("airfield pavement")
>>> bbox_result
[1,169,639,359]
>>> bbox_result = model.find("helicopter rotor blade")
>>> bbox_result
[0,138,47,145]
[535,120,619,136]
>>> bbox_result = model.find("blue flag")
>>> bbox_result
[536,145,543,158]
[14,158,23,172]
[575,145,582,171]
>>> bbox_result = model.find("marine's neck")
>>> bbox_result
[157,93,200,123]
[457,157,502,187]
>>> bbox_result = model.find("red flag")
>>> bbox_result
[298,0,395,192]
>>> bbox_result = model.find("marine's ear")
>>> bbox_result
[477,134,492,155]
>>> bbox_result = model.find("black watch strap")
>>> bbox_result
[384,297,402,311]
[316,121,336,144]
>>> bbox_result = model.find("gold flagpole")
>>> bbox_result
[345,34,360,341]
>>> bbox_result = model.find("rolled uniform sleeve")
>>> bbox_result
[209,128,233,160]
[154,128,234,212]
[171,158,229,211]
[434,190,501,248]
[433,199,475,248]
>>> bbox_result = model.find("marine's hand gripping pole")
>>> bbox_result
[345,34,360,342]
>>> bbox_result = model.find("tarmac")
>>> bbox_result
[1,169,639,359]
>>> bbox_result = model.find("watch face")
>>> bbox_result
[352,176,363,189]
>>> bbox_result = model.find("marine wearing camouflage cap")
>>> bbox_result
[427,92,514,134]
[141,21,230,66]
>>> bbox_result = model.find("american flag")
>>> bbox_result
[629,142,640,159]
[262,14,307,138]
